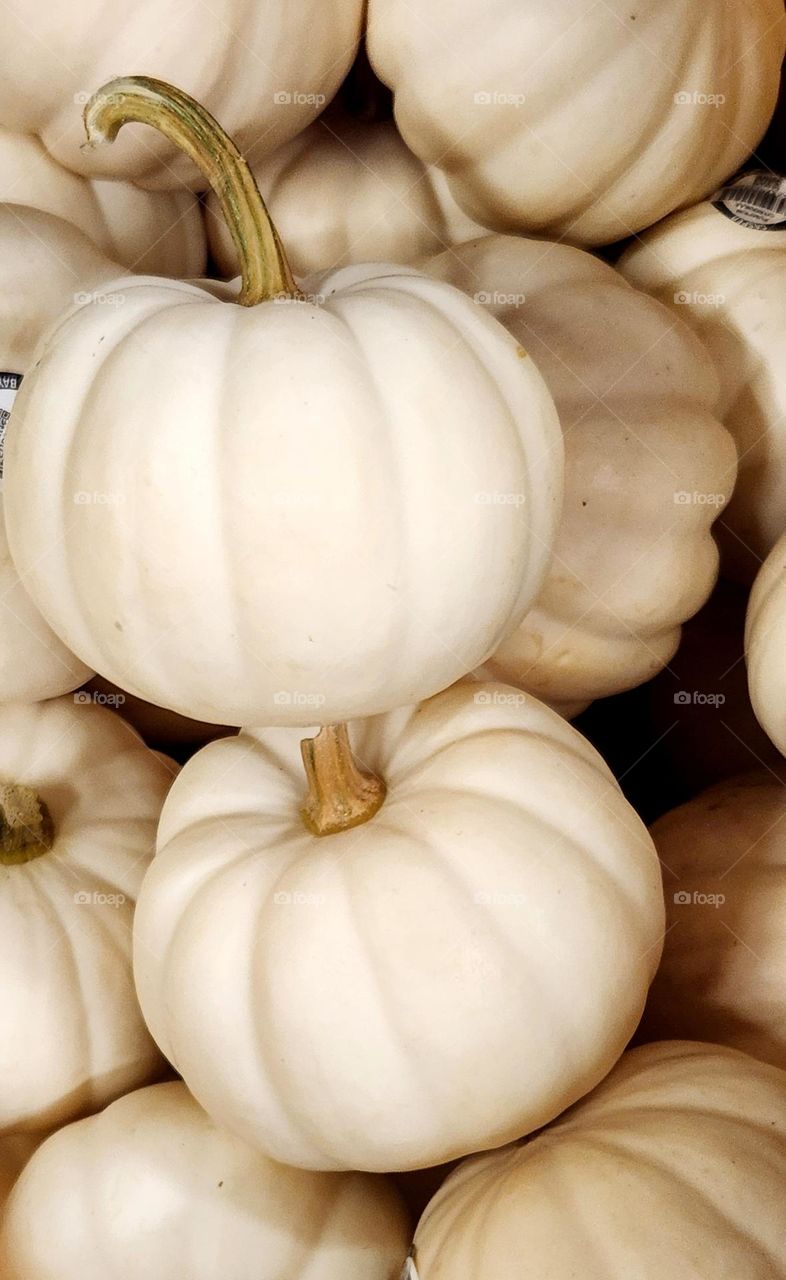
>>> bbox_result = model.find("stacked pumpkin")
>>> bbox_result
[0,3,785,1277]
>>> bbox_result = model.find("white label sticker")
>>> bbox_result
[0,373,22,488]
[712,170,786,230]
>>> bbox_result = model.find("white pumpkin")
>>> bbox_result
[367,0,785,245]
[133,679,665,1172]
[206,105,483,279]
[641,774,786,1068]
[0,205,122,702]
[0,1,363,187]
[619,176,786,583]
[423,234,736,714]
[0,128,206,276]
[0,1082,410,1280]
[746,529,786,757]
[0,695,173,1134]
[411,1041,786,1278]
[5,80,563,729]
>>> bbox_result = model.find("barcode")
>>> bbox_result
[718,185,786,215]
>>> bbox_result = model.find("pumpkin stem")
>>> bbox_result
[300,724,386,837]
[0,784,53,865]
[82,76,299,306]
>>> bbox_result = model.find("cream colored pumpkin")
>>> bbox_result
[423,235,736,714]
[640,774,786,1067]
[0,1,363,188]
[0,1082,409,1280]
[0,205,123,702]
[133,679,664,1172]
[0,696,173,1134]
[0,128,206,276]
[367,0,785,246]
[207,106,483,279]
[411,1041,786,1278]
[619,179,786,583]
[746,530,786,757]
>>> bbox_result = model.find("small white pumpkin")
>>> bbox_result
[5,80,563,728]
[0,1082,410,1280]
[133,679,665,1172]
[0,0,363,187]
[0,128,206,276]
[0,204,121,702]
[0,695,173,1134]
[619,176,786,583]
[367,0,785,245]
[206,105,482,279]
[746,529,786,757]
[423,234,736,714]
[641,774,786,1067]
[411,1041,786,1278]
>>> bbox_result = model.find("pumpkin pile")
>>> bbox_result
[0,4,785,1277]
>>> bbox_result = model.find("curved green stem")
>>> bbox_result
[300,724,386,837]
[83,76,299,305]
[0,785,53,865]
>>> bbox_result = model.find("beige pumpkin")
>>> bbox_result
[368,0,785,245]
[619,177,786,583]
[423,235,736,714]
[746,529,786,757]
[206,105,483,279]
[640,774,786,1067]
[0,695,173,1134]
[134,679,664,1172]
[411,1040,786,1278]
[0,1082,409,1280]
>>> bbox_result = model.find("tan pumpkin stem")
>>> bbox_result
[300,724,386,837]
[0,784,53,865]
[82,76,299,305]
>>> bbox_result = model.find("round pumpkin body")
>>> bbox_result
[0,128,206,275]
[367,0,785,245]
[0,696,174,1134]
[411,1041,786,1278]
[620,183,786,583]
[133,680,664,1172]
[423,235,735,713]
[746,531,786,757]
[0,1081,409,1280]
[0,205,120,701]
[641,774,786,1067]
[4,265,563,727]
[207,109,483,279]
[0,0,363,187]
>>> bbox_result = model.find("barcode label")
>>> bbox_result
[0,373,22,488]
[712,170,786,230]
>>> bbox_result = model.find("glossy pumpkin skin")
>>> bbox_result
[641,775,786,1067]
[5,265,563,728]
[0,1082,410,1280]
[0,129,206,276]
[0,697,173,1134]
[206,108,483,279]
[367,0,785,246]
[133,681,664,1172]
[423,235,736,714]
[746,531,786,758]
[0,0,363,188]
[412,1041,786,1279]
[0,205,121,702]
[620,196,786,584]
